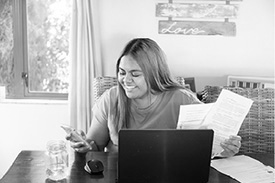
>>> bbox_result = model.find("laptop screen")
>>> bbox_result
[118,129,213,183]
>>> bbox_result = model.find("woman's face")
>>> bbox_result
[118,55,148,99]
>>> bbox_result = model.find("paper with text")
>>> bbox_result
[177,89,253,156]
[211,155,275,183]
[177,103,213,129]
[204,89,253,155]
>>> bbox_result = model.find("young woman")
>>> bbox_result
[67,38,241,157]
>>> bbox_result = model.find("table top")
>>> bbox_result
[1,150,274,183]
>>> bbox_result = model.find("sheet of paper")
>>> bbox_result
[203,89,253,155]
[177,89,253,156]
[211,155,275,183]
[177,103,213,129]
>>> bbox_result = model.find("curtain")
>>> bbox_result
[69,0,102,133]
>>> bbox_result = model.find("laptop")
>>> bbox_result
[118,129,213,183]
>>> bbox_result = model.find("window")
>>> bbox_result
[0,0,13,97]
[0,0,71,99]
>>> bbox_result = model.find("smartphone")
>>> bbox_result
[61,125,92,148]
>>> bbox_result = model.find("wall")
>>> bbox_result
[97,0,274,91]
[0,101,69,179]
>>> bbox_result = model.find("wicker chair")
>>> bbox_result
[93,77,274,153]
[93,76,190,101]
[204,86,274,154]
[93,76,118,101]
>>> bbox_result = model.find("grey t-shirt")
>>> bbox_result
[92,86,201,152]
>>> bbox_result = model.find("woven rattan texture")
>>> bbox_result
[204,86,274,154]
[93,76,186,101]
[93,76,118,101]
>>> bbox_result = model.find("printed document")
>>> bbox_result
[177,89,253,156]
[211,155,275,183]
[177,103,214,129]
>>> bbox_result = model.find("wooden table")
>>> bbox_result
[1,151,274,183]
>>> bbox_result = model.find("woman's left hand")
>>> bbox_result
[220,135,242,157]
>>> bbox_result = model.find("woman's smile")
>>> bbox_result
[118,55,148,99]
[124,85,136,91]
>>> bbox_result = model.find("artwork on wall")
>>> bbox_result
[156,0,243,36]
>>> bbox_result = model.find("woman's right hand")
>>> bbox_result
[65,130,95,153]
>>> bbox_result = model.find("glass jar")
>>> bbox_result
[45,140,69,181]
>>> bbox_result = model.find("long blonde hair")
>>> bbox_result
[114,38,184,131]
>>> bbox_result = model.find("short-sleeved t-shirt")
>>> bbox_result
[92,86,201,151]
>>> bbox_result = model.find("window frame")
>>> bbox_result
[11,0,68,100]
